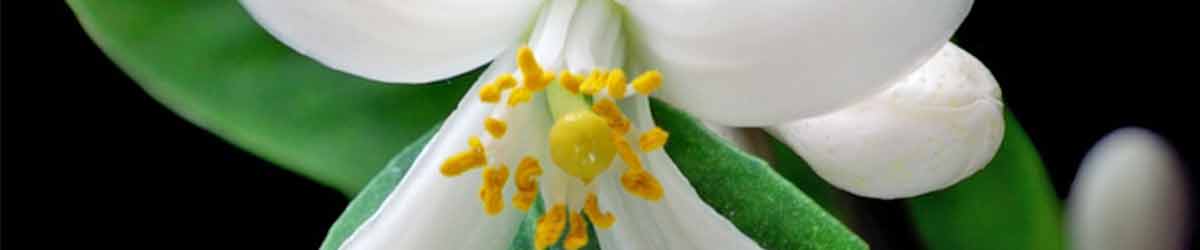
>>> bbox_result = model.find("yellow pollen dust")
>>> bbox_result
[512,156,543,212]
[639,127,669,152]
[584,192,615,228]
[559,71,584,94]
[606,69,628,98]
[549,110,617,183]
[484,117,507,139]
[564,212,589,250]
[479,165,509,215]
[535,204,568,250]
[631,70,663,95]
[440,136,487,177]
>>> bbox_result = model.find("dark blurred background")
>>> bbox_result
[3,1,1196,249]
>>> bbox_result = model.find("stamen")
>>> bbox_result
[583,192,615,228]
[535,204,568,250]
[507,87,533,107]
[517,47,554,92]
[495,73,518,90]
[479,165,509,215]
[563,212,589,250]
[591,99,631,134]
[440,136,487,177]
[606,69,628,98]
[480,84,502,103]
[513,156,543,212]
[579,70,606,95]
[559,71,584,94]
[613,133,664,201]
[631,70,663,95]
[484,117,507,139]
[638,127,669,152]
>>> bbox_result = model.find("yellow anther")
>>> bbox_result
[606,69,627,97]
[632,70,663,95]
[549,110,617,183]
[612,133,643,170]
[484,117,507,139]
[480,83,502,103]
[507,87,533,107]
[584,192,616,229]
[559,71,584,94]
[579,70,606,95]
[638,127,669,152]
[513,156,543,212]
[517,47,554,92]
[564,212,589,250]
[591,99,631,134]
[479,165,509,215]
[621,168,664,201]
[535,204,568,250]
[440,136,487,177]
[495,73,518,90]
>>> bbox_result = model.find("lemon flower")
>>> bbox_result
[241,0,1000,248]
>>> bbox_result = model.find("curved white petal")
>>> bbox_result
[767,44,1004,199]
[701,122,773,160]
[563,0,625,72]
[1068,128,1191,250]
[621,0,973,126]
[239,0,542,83]
[592,96,762,250]
[340,50,548,249]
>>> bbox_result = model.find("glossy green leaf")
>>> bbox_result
[322,100,864,249]
[907,111,1065,250]
[67,0,478,195]
[651,99,867,250]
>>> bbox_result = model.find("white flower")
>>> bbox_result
[240,0,998,248]
[1068,128,1191,250]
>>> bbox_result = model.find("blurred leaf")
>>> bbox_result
[907,111,1065,250]
[67,0,478,194]
[651,99,867,250]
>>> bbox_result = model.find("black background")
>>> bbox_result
[3,1,1196,249]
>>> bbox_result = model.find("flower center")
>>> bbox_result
[548,110,616,183]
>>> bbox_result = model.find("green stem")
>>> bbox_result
[546,80,590,120]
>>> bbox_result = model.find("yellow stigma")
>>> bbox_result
[638,127,669,152]
[440,136,487,177]
[632,70,663,95]
[479,165,509,215]
[583,192,615,228]
[549,110,617,183]
[512,156,543,212]
[563,212,589,250]
[535,204,568,250]
[606,69,627,97]
[484,117,507,139]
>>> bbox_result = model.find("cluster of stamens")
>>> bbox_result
[439,47,668,250]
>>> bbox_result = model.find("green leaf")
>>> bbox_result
[66,0,478,195]
[651,99,867,250]
[907,111,1065,250]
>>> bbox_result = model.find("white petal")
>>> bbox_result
[592,96,762,250]
[563,0,625,71]
[1068,128,1191,250]
[767,44,1004,199]
[239,0,542,83]
[620,0,973,126]
[701,122,774,160]
[340,50,548,249]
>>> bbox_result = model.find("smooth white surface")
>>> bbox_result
[591,96,762,250]
[240,0,542,83]
[1068,128,1190,250]
[621,0,973,126]
[768,44,1004,199]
